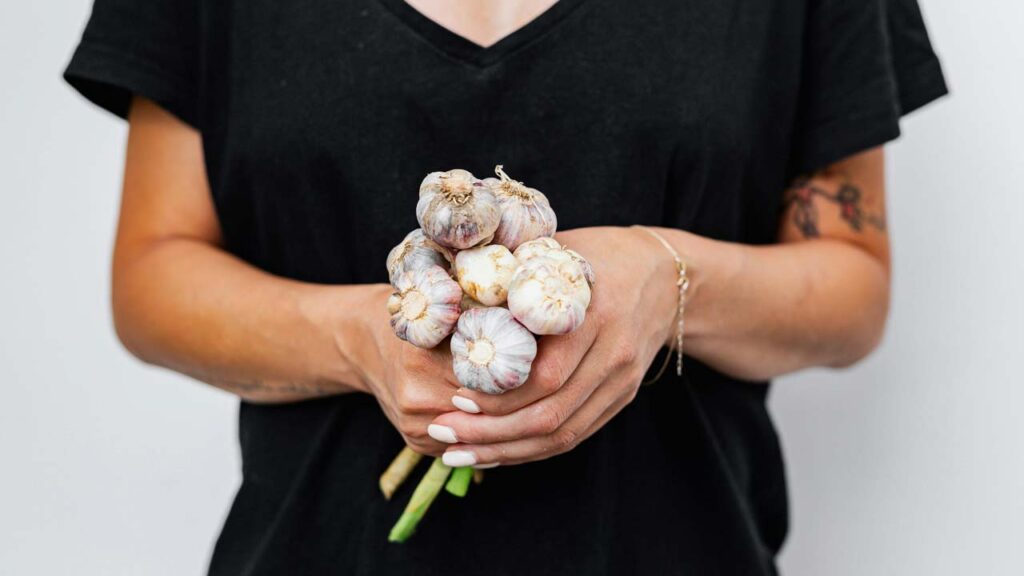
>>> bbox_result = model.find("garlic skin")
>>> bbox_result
[385,229,453,287]
[460,293,488,312]
[482,165,557,251]
[507,255,592,335]
[562,248,597,286]
[454,244,518,306]
[416,169,501,250]
[387,265,462,349]
[451,307,537,394]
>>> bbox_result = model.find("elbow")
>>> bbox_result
[111,261,168,368]
[827,282,890,369]
[112,296,160,367]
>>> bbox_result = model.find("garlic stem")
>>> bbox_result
[388,458,452,543]
[444,466,474,497]
[379,447,423,501]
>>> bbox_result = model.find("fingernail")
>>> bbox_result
[442,450,477,467]
[452,395,481,414]
[472,462,500,469]
[427,424,458,444]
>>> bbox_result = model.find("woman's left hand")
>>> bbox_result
[427,226,682,467]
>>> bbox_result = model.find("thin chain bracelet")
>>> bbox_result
[632,225,690,384]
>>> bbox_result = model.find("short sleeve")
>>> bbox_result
[63,0,201,128]
[791,0,948,175]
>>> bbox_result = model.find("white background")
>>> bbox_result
[1,1,1021,574]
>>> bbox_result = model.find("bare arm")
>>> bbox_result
[112,97,383,402]
[669,146,889,380]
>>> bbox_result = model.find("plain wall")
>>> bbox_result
[1,1,1020,574]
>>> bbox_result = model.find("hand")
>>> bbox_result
[357,285,462,456]
[427,226,681,467]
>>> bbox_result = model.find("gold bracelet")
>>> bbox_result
[632,225,690,383]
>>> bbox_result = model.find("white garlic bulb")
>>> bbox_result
[385,229,453,287]
[451,307,537,394]
[387,265,462,349]
[511,236,561,263]
[507,254,592,335]
[416,169,501,250]
[454,244,518,306]
[482,165,557,250]
[513,237,596,286]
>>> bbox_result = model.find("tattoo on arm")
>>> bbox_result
[783,176,886,238]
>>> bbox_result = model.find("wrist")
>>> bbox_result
[640,227,727,348]
[302,283,391,395]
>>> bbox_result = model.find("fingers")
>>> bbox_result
[450,317,601,416]
[442,371,639,467]
[429,335,617,445]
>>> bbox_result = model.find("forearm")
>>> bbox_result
[112,237,385,402]
[655,228,889,381]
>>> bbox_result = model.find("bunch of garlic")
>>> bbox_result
[386,165,595,395]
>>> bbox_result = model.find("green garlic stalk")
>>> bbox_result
[445,466,474,497]
[388,458,452,543]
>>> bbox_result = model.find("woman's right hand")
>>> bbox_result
[354,284,462,456]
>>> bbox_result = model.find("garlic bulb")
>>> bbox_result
[451,307,537,394]
[454,244,518,306]
[385,229,453,286]
[513,238,596,286]
[511,237,561,263]
[387,265,462,349]
[482,165,557,250]
[507,254,592,335]
[416,169,501,250]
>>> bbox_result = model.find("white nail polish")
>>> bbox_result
[442,450,477,467]
[472,462,500,470]
[427,424,458,444]
[452,395,481,414]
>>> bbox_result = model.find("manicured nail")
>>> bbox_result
[452,395,481,414]
[427,424,458,444]
[442,450,477,467]
[472,462,499,469]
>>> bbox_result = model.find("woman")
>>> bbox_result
[65,0,946,573]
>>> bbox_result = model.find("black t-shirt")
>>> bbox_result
[65,0,946,574]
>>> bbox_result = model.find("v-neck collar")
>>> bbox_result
[376,0,587,68]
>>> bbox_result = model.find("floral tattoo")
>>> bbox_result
[784,176,885,238]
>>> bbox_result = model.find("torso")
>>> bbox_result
[202,1,795,573]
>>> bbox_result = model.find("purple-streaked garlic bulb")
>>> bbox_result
[482,165,557,251]
[454,244,518,306]
[416,169,501,250]
[451,307,537,394]
[513,237,596,286]
[507,254,592,335]
[385,229,453,287]
[387,265,462,349]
